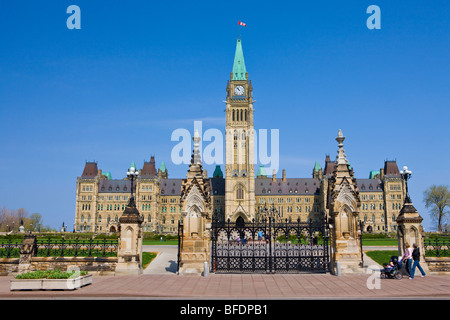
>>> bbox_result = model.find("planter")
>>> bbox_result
[10,274,92,291]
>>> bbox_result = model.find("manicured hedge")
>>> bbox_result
[15,269,88,279]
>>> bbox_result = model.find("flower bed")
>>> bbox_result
[11,269,92,291]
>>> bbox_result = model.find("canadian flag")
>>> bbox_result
[238,21,247,27]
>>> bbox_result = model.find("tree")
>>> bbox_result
[423,185,450,232]
[29,213,43,232]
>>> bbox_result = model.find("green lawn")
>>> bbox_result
[362,238,397,246]
[142,252,158,269]
[365,250,398,266]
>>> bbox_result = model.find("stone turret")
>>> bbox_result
[327,129,363,275]
[178,130,212,275]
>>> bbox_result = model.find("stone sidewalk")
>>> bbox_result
[1,273,449,299]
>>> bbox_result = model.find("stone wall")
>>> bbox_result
[425,257,450,275]
[0,257,117,276]
[0,258,19,276]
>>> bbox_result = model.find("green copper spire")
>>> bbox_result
[257,165,267,177]
[159,161,166,172]
[213,165,223,178]
[103,172,112,180]
[369,170,380,179]
[232,38,247,80]
[314,161,321,172]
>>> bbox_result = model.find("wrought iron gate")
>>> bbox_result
[211,217,330,274]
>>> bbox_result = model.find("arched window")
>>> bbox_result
[232,109,235,121]
[236,186,244,200]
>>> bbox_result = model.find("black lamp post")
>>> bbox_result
[400,166,412,204]
[127,162,139,207]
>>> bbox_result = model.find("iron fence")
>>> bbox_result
[424,238,450,257]
[211,217,330,274]
[0,239,22,258]
[35,238,119,257]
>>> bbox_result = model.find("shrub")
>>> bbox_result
[15,269,88,279]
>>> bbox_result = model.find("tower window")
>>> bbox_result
[236,186,244,200]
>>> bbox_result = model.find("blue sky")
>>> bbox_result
[0,0,449,231]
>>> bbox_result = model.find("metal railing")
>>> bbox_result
[0,237,119,258]
[35,238,118,257]
[424,238,449,257]
[0,239,22,258]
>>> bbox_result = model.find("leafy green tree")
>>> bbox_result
[423,185,450,232]
[29,213,43,232]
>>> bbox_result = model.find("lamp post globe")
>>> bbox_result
[400,165,412,203]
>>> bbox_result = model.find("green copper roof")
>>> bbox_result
[130,162,136,170]
[369,170,380,179]
[313,161,321,172]
[102,172,112,180]
[257,165,267,177]
[213,165,223,178]
[159,161,166,172]
[232,38,247,80]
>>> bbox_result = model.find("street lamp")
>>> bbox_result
[127,162,139,207]
[400,166,412,204]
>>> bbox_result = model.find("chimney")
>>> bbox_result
[380,168,384,179]
[282,169,286,182]
[272,170,276,182]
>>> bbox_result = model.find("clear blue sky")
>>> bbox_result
[0,1,449,231]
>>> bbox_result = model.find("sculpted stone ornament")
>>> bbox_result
[327,129,364,274]
[178,131,213,275]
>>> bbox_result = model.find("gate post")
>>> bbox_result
[178,131,212,276]
[396,167,429,273]
[327,130,365,275]
[116,196,144,276]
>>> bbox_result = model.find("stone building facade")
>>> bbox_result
[74,38,406,235]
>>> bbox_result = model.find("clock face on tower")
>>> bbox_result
[234,85,245,96]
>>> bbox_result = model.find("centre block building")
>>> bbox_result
[74,39,406,235]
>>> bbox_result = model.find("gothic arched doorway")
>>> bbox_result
[236,216,245,228]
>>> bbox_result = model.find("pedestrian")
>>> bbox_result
[409,243,426,279]
[404,243,413,276]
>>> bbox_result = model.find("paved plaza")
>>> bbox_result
[1,272,449,299]
[1,245,448,300]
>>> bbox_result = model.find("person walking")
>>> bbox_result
[399,243,413,276]
[409,243,426,279]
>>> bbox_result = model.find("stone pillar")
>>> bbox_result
[396,202,429,273]
[178,131,212,276]
[327,130,364,275]
[178,206,212,276]
[18,234,37,273]
[116,197,144,275]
